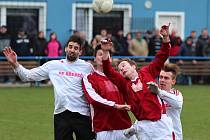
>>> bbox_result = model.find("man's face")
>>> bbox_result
[65,42,81,62]
[136,32,141,40]
[118,61,136,79]
[1,27,7,33]
[39,32,44,38]
[159,70,176,91]
[95,49,103,66]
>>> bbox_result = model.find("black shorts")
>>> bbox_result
[54,110,95,140]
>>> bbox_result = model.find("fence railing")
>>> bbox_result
[1,56,210,61]
[1,56,210,86]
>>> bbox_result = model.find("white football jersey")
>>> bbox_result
[14,58,93,116]
[158,88,183,140]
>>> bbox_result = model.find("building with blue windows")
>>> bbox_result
[0,0,209,45]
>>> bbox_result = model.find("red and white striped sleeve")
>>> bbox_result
[82,74,115,109]
[158,88,183,109]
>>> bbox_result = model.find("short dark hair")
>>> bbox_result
[162,63,180,79]
[65,35,82,49]
[116,58,137,70]
[94,44,102,57]
[1,25,7,29]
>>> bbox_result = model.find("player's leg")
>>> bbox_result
[54,110,74,140]
[150,114,173,140]
[70,112,95,140]
[97,130,138,140]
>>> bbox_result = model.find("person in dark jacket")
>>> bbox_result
[11,29,33,56]
[33,31,47,56]
[0,25,11,56]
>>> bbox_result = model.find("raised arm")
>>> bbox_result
[101,40,139,112]
[144,24,171,78]
[101,39,129,92]
[3,47,49,81]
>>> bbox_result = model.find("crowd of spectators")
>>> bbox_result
[0,25,210,84]
[0,26,209,59]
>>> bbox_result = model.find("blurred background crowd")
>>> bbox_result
[0,25,209,58]
[0,25,210,85]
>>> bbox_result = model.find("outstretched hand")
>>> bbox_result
[101,38,112,52]
[114,104,131,111]
[3,47,19,68]
[147,81,160,95]
[160,23,170,42]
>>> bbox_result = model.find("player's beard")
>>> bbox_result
[66,53,78,62]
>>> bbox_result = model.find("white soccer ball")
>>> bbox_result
[92,0,113,13]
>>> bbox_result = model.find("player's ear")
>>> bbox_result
[172,79,176,85]
[131,65,137,70]
[109,57,112,63]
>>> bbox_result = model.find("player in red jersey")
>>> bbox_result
[101,24,174,140]
[82,44,137,140]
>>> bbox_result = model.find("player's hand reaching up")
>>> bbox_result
[101,38,112,60]
[3,47,19,68]
[101,38,112,51]
[160,23,170,43]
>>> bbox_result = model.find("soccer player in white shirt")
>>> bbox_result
[3,35,95,140]
[147,63,183,140]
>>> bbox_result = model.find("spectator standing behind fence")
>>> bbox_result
[203,38,210,84]
[11,29,33,56]
[100,28,108,40]
[170,29,182,56]
[90,38,98,50]
[0,25,12,83]
[45,32,62,57]
[195,28,209,84]
[128,31,148,57]
[125,32,132,55]
[0,25,11,56]
[107,32,120,56]
[196,28,209,56]
[148,29,162,56]
[33,31,47,56]
[186,30,197,51]
[80,31,94,56]
[203,38,210,56]
[143,30,153,45]
[178,37,197,84]
[116,30,129,56]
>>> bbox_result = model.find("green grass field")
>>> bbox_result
[0,85,210,140]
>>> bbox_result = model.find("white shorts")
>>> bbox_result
[96,129,138,140]
[134,114,173,140]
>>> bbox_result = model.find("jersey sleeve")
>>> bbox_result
[102,59,139,112]
[158,89,183,109]
[14,61,50,81]
[82,74,115,109]
[142,42,171,78]
[102,59,130,94]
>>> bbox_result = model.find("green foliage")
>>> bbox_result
[0,85,210,140]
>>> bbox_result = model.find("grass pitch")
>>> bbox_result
[0,85,210,140]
